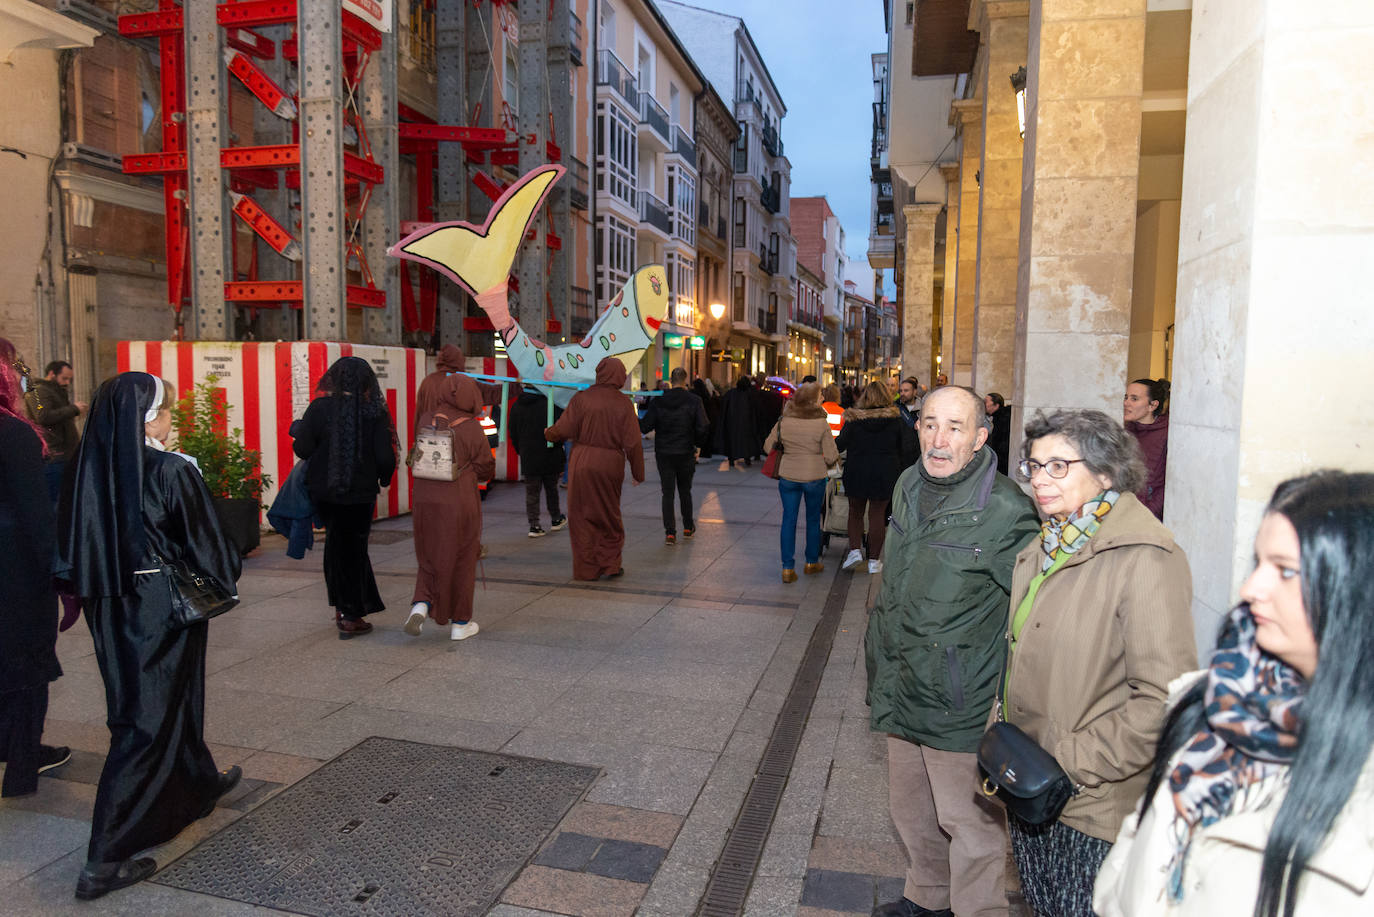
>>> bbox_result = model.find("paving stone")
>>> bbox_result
[557,802,682,848]
[501,865,645,917]
[533,831,602,871]
[584,838,666,883]
[875,875,906,905]
[636,858,710,916]
[0,810,88,884]
[800,868,876,913]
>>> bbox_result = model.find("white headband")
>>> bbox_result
[144,375,164,424]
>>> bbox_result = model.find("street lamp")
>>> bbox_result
[1010,66,1027,140]
[708,302,725,320]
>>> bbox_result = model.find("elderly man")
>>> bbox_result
[866,386,1040,917]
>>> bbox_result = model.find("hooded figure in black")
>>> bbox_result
[56,372,242,900]
[291,356,398,637]
[716,375,761,466]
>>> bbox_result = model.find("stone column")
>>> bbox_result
[972,1,1027,396]
[1012,0,1145,439]
[1169,0,1374,653]
[901,203,942,386]
[939,163,961,382]
[951,99,982,387]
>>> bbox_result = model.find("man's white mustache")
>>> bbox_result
[925,448,955,461]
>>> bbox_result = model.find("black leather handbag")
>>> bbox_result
[155,556,238,630]
[977,720,1075,826]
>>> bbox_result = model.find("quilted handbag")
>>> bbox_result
[977,720,1076,826]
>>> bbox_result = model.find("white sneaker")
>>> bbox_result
[842,549,863,572]
[868,559,883,575]
[450,621,479,641]
[404,602,427,636]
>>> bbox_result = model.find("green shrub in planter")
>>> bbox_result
[171,374,272,554]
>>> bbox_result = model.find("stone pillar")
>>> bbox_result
[939,164,961,383]
[1170,0,1374,653]
[972,1,1027,396]
[901,203,941,386]
[951,99,982,387]
[1012,0,1145,439]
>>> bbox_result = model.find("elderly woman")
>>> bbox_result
[1093,471,1374,916]
[762,382,839,583]
[1000,410,1196,917]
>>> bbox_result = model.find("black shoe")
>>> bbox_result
[337,618,374,639]
[197,765,243,819]
[529,525,547,538]
[37,745,72,775]
[872,900,952,917]
[550,515,568,531]
[74,858,157,900]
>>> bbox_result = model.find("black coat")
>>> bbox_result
[716,386,761,460]
[0,415,60,692]
[293,397,397,504]
[639,387,708,456]
[835,408,919,501]
[508,389,565,477]
[988,407,1012,476]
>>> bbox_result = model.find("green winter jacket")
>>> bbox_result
[865,446,1039,753]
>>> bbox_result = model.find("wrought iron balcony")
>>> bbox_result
[761,181,781,215]
[569,11,584,66]
[758,243,776,275]
[671,125,696,166]
[638,190,672,235]
[570,157,589,211]
[871,101,887,160]
[762,122,782,158]
[759,310,778,334]
[597,51,638,112]
[639,94,671,148]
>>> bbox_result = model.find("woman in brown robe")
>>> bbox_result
[406,368,495,640]
[545,357,645,580]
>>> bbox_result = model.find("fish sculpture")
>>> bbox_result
[387,164,669,407]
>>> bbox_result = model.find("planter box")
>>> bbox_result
[214,497,262,556]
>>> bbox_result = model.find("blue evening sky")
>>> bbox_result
[675,0,888,300]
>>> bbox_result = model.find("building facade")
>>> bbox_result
[791,196,847,384]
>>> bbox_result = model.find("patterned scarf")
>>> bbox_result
[1165,604,1303,898]
[1038,490,1118,572]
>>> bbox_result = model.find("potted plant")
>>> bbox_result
[171,374,272,555]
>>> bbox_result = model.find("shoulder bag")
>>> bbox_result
[977,717,1075,826]
[760,420,784,480]
[150,555,239,630]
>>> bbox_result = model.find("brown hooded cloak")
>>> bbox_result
[545,357,645,579]
[411,371,496,625]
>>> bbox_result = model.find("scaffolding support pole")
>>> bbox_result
[363,6,401,345]
[251,25,298,340]
[435,0,468,351]
[185,1,232,340]
[299,0,347,340]
[547,0,572,344]
[517,0,549,340]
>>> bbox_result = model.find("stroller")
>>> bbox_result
[820,455,866,554]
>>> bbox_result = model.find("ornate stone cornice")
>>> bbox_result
[949,97,983,127]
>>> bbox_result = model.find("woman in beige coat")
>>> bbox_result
[1094,471,1374,917]
[999,409,1196,917]
[762,382,839,583]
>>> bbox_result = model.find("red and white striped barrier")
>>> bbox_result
[117,341,424,520]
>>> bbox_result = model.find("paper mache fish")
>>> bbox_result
[387,165,668,407]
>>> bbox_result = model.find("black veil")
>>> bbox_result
[315,357,390,496]
[56,372,156,598]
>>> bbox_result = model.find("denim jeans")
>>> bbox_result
[778,477,826,569]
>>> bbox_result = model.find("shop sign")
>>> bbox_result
[687,335,707,350]
[663,334,684,348]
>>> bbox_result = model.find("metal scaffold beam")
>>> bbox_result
[185,1,231,339]
[435,0,469,350]
[516,0,549,340]
[362,6,400,344]
[298,0,346,339]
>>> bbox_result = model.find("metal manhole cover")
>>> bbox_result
[153,738,600,916]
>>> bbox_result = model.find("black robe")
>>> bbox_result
[716,386,761,461]
[83,449,241,863]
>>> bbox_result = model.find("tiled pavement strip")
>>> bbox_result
[1,443,1027,916]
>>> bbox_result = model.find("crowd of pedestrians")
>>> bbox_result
[4,334,1371,916]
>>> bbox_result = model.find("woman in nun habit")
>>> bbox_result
[56,372,243,900]
[292,356,398,637]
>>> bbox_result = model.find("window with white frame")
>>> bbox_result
[667,252,696,327]
[666,164,696,245]
[596,214,636,308]
[595,99,637,208]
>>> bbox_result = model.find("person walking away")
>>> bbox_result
[691,378,720,460]
[762,382,839,583]
[56,373,242,900]
[896,377,922,430]
[1094,471,1374,916]
[822,384,845,439]
[984,392,1011,476]
[508,383,566,537]
[640,367,708,544]
[865,385,1040,917]
[836,380,917,575]
[0,337,69,798]
[24,360,87,505]
[1122,378,1170,520]
[717,376,760,468]
[1002,409,1195,917]
[292,357,398,638]
[752,375,785,458]
[405,370,495,641]
[545,357,645,580]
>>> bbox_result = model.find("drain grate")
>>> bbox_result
[698,566,853,916]
[153,738,599,917]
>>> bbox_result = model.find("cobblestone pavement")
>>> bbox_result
[1,445,1026,916]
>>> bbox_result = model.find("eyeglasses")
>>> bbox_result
[1018,458,1087,480]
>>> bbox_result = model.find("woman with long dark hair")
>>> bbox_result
[0,337,69,798]
[292,357,398,638]
[1094,470,1374,916]
[1122,377,1170,520]
[835,379,917,575]
[57,373,242,899]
